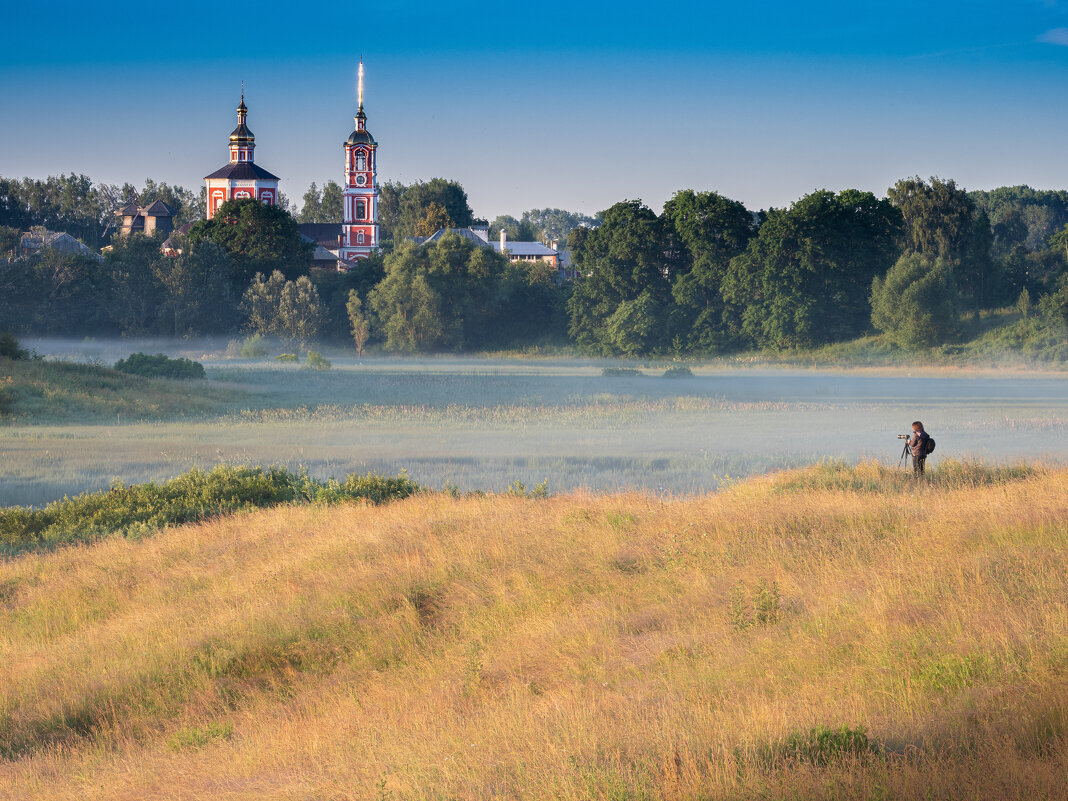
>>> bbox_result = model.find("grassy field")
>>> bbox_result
[1,461,1065,800]
[4,351,1068,507]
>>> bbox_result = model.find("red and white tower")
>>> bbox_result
[339,62,379,264]
[204,88,280,220]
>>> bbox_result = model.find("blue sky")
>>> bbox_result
[3,1,1068,218]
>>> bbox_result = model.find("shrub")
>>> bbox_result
[305,350,332,370]
[0,465,421,550]
[0,332,28,360]
[275,353,298,363]
[778,725,878,765]
[168,722,233,750]
[114,353,205,380]
[871,253,960,349]
[662,365,693,378]
[239,334,270,359]
[601,367,643,377]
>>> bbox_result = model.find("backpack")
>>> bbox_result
[925,435,936,455]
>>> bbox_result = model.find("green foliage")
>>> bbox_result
[722,190,902,350]
[187,198,312,286]
[298,180,344,224]
[871,253,960,349]
[369,235,514,352]
[381,179,474,241]
[304,350,331,370]
[661,365,693,378]
[601,367,643,377]
[239,334,269,358]
[274,353,298,363]
[729,579,783,631]
[242,271,324,348]
[772,459,1041,495]
[775,726,878,765]
[346,290,371,356]
[0,465,422,549]
[0,332,28,360]
[151,240,237,336]
[168,722,233,750]
[505,479,550,499]
[114,353,205,380]
[413,201,453,238]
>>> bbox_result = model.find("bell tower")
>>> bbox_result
[339,61,379,265]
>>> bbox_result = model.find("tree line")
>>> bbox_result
[2,173,1067,358]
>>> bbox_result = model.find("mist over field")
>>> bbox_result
[3,338,1066,507]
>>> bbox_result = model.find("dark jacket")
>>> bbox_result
[908,430,930,458]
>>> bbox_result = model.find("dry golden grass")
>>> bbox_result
[1,463,1066,800]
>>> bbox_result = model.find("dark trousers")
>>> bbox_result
[913,455,926,474]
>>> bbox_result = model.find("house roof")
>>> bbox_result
[140,199,174,217]
[116,201,140,217]
[204,162,280,181]
[310,244,339,263]
[418,228,490,247]
[492,241,558,256]
[298,223,343,248]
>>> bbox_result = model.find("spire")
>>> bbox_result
[230,84,255,163]
[355,60,367,131]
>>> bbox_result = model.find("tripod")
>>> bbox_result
[899,439,911,470]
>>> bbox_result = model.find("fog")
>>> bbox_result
[3,338,1067,506]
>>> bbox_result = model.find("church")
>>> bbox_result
[204,65,380,269]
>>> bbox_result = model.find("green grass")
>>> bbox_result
[0,358,238,424]
[769,459,1043,494]
[0,465,420,551]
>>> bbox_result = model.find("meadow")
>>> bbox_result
[2,340,1068,507]
[0,461,1065,799]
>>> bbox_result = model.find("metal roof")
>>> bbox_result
[492,241,557,256]
[204,162,280,181]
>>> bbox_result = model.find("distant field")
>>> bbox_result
[3,346,1068,506]
[1,462,1064,800]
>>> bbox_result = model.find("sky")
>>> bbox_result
[4,1,1068,219]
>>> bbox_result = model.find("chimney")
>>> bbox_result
[500,228,507,253]
[550,239,558,250]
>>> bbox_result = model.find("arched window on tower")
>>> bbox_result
[357,231,365,244]
[355,150,367,171]
[356,201,366,220]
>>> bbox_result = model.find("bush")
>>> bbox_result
[239,334,270,359]
[114,353,205,380]
[777,726,878,765]
[601,367,644,377]
[871,253,960,349]
[274,353,298,363]
[0,465,422,550]
[0,332,28,360]
[305,350,332,370]
[662,365,693,378]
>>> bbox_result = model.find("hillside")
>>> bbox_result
[1,463,1066,799]
[0,358,240,423]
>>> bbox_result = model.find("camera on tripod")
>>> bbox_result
[897,434,909,440]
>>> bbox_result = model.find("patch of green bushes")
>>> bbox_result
[775,726,879,765]
[225,334,270,359]
[0,332,29,360]
[305,351,331,370]
[601,367,643,377]
[274,353,298,363]
[0,465,421,550]
[662,365,693,378]
[114,353,205,380]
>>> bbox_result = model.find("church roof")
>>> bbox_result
[346,128,376,146]
[204,162,280,181]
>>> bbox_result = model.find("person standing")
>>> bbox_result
[907,421,930,475]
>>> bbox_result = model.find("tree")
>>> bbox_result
[346,290,371,356]
[187,198,312,287]
[241,271,324,348]
[603,291,665,357]
[664,190,757,351]
[369,235,510,352]
[566,199,678,354]
[489,214,539,242]
[152,241,236,335]
[277,275,324,348]
[393,179,474,241]
[414,202,454,238]
[299,182,321,223]
[519,208,600,243]
[871,253,960,349]
[721,190,902,350]
[888,176,995,311]
[320,181,344,223]
[103,233,167,334]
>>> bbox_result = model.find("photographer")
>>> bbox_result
[900,421,931,475]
